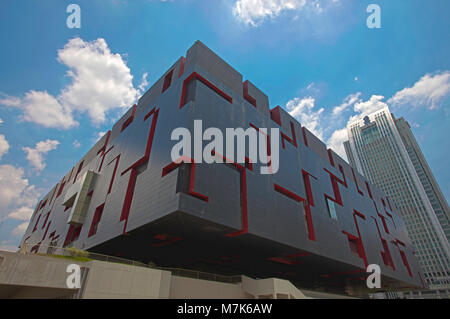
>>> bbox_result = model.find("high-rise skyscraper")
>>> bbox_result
[344,107,450,298]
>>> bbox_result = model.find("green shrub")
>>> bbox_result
[66,247,90,259]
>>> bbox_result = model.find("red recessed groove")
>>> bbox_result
[89,204,105,237]
[152,235,183,247]
[270,106,282,126]
[274,184,305,203]
[42,212,50,229]
[328,149,335,167]
[280,122,297,149]
[96,130,111,155]
[107,155,120,194]
[42,221,51,241]
[350,168,364,196]
[73,160,84,184]
[302,169,317,241]
[119,107,159,235]
[161,156,209,202]
[179,72,232,109]
[323,168,347,207]
[121,104,137,132]
[342,210,368,268]
[178,56,185,78]
[371,216,395,269]
[249,123,271,156]
[243,80,256,107]
[211,151,251,237]
[162,69,174,93]
[365,181,373,199]
[33,214,41,232]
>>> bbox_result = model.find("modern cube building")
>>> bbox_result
[20,41,423,295]
[345,109,450,297]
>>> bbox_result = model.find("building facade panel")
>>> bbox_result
[21,41,422,294]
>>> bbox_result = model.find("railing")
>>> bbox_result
[160,267,241,284]
[19,243,242,284]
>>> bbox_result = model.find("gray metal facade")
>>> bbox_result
[20,41,423,293]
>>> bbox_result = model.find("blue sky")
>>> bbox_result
[0,0,449,251]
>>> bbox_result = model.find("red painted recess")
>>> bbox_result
[373,201,390,235]
[327,149,335,167]
[33,214,41,232]
[274,172,317,242]
[365,181,373,199]
[273,183,310,241]
[302,169,317,241]
[249,122,273,174]
[42,212,50,229]
[97,131,112,172]
[152,234,183,247]
[323,168,348,207]
[342,210,368,268]
[210,150,252,237]
[179,72,233,109]
[162,69,174,93]
[42,221,51,241]
[301,127,309,147]
[178,56,186,78]
[392,241,413,277]
[350,167,364,196]
[121,104,137,132]
[98,145,114,173]
[107,155,120,194]
[88,204,105,237]
[96,130,111,156]
[73,160,84,184]
[243,80,256,107]
[371,216,395,270]
[120,107,159,235]
[161,156,209,202]
[249,123,271,156]
[63,224,82,247]
[269,106,297,149]
[381,199,397,229]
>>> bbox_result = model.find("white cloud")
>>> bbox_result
[349,95,388,122]
[0,165,39,219]
[22,139,60,172]
[234,0,306,26]
[0,93,21,107]
[327,128,347,160]
[0,134,9,160]
[58,37,142,124]
[1,37,147,129]
[233,0,340,26]
[73,140,81,148]
[0,117,3,124]
[138,72,149,92]
[18,91,76,129]
[332,92,362,116]
[12,222,29,236]
[388,71,450,110]
[8,206,34,221]
[95,131,108,143]
[286,96,324,139]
